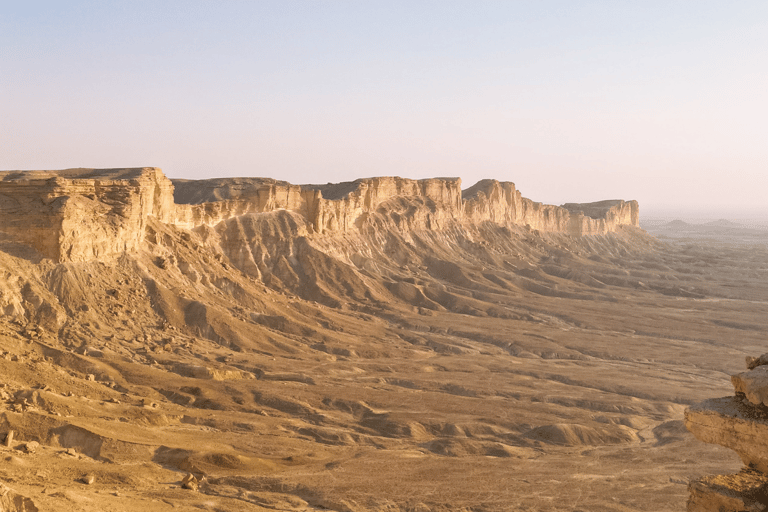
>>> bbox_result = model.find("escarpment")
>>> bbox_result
[0,167,639,263]
[173,175,463,234]
[463,179,638,236]
[1,166,766,511]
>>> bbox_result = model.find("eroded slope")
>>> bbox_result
[0,170,763,511]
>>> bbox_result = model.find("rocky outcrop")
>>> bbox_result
[0,168,174,262]
[685,354,768,510]
[172,175,637,237]
[309,176,463,233]
[463,179,639,236]
[173,176,463,234]
[688,470,768,512]
[562,199,640,236]
[0,481,38,512]
[0,168,639,262]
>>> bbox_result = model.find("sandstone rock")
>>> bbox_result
[3,430,13,447]
[746,353,768,370]
[83,347,104,358]
[732,366,768,407]
[172,363,243,381]
[0,167,175,262]
[81,474,95,485]
[0,481,38,512]
[685,396,768,472]
[22,441,39,454]
[464,180,639,236]
[181,473,198,491]
[687,468,768,512]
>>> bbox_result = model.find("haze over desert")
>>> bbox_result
[2,2,766,511]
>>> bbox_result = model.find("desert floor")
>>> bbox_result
[1,218,766,511]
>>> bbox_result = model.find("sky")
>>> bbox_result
[1,1,767,213]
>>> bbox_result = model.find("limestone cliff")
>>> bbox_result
[463,179,639,236]
[0,167,639,262]
[171,176,464,234]
[0,168,174,262]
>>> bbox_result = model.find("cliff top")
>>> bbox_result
[461,178,506,200]
[0,167,159,181]
[561,200,630,219]
[0,170,635,224]
[303,176,462,200]
[0,167,640,263]
[172,177,292,204]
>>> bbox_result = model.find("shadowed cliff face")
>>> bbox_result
[0,168,638,263]
[1,167,758,512]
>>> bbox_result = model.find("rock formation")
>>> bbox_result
[0,168,639,263]
[0,168,174,262]
[1,165,766,511]
[685,355,768,510]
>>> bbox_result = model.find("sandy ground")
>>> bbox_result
[0,216,766,511]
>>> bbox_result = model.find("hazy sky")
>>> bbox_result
[2,1,766,211]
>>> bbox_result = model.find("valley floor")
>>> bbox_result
[1,220,766,511]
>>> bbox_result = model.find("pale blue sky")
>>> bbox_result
[2,1,766,211]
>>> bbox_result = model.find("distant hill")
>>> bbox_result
[705,219,742,228]
[665,219,690,228]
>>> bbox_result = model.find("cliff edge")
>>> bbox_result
[0,167,639,262]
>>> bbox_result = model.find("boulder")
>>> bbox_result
[22,441,39,454]
[181,473,198,491]
[0,481,38,511]
[732,366,768,407]
[746,353,768,370]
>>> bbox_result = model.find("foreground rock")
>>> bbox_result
[731,366,768,407]
[181,473,199,491]
[687,469,768,512]
[0,481,38,511]
[685,352,768,510]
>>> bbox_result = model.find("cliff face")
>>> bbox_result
[463,180,639,236]
[172,176,463,234]
[0,168,639,262]
[310,177,463,233]
[0,168,174,262]
[173,184,316,231]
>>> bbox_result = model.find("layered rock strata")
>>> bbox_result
[0,167,639,262]
[464,179,638,236]
[0,168,174,262]
[685,355,768,510]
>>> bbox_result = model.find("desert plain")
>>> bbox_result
[0,168,766,511]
